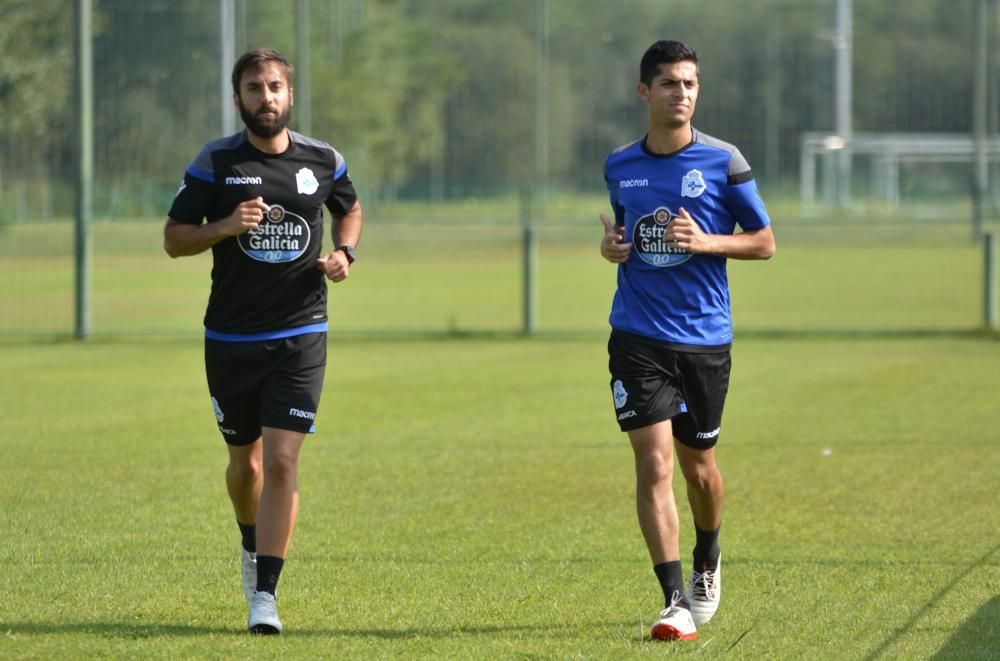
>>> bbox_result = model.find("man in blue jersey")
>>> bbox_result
[164,49,363,634]
[600,40,775,641]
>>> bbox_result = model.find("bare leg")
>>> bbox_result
[674,441,724,627]
[227,439,263,525]
[256,426,305,558]
[674,442,724,532]
[629,420,680,564]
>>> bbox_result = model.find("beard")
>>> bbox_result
[238,99,291,139]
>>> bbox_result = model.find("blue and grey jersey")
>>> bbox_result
[603,128,771,349]
[168,130,358,337]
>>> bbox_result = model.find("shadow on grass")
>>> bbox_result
[1,622,233,638]
[0,620,621,641]
[930,595,1000,660]
[865,542,999,660]
[294,622,619,640]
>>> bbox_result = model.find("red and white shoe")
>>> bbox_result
[688,552,721,626]
[650,591,698,641]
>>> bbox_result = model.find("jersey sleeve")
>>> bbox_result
[724,148,771,231]
[603,158,626,226]
[167,146,216,224]
[324,149,359,217]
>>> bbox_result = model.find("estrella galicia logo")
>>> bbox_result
[238,204,311,263]
[633,207,692,267]
[612,380,628,409]
[681,169,707,198]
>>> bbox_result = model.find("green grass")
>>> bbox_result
[1,215,998,656]
[0,220,992,336]
[0,334,998,658]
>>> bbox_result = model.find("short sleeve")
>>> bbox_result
[167,147,215,224]
[324,150,358,216]
[725,149,770,231]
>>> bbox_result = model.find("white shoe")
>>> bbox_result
[688,552,721,626]
[650,591,697,641]
[241,549,257,603]
[248,591,282,634]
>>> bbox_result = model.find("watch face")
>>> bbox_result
[340,246,356,263]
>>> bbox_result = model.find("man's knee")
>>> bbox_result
[228,455,263,484]
[678,452,721,491]
[263,452,298,488]
[689,467,721,495]
[635,450,674,488]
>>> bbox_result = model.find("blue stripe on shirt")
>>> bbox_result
[186,165,214,183]
[204,322,328,342]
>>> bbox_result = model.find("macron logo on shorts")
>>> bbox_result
[289,407,316,420]
[696,427,721,440]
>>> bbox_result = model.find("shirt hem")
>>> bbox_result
[610,328,731,353]
[204,322,328,342]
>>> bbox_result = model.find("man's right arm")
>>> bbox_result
[163,197,270,258]
[600,213,632,263]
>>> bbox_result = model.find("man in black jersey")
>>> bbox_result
[164,48,363,634]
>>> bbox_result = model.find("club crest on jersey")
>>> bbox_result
[633,207,692,267]
[238,204,311,264]
[681,169,707,198]
[296,167,319,195]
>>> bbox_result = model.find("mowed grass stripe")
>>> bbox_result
[0,220,987,336]
[0,335,996,657]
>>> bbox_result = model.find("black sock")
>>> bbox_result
[653,561,688,608]
[237,521,256,554]
[693,524,721,572]
[256,555,284,596]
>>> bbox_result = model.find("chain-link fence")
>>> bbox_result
[1,0,998,337]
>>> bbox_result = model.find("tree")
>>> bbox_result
[310,0,463,202]
[0,0,72,196]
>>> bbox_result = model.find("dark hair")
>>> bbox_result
[639,40,699,86]
[231,48,294,96]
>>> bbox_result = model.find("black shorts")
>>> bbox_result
[205,332,327,446]
[608,330,731,449]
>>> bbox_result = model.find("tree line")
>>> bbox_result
[0,0,988,218]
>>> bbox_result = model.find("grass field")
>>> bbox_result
[1,332,998,658]
[0,220,994,337]
[1,217,998,657]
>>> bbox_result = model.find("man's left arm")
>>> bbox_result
[669,147,776,260]
[317,199,363,282]
[666,207,775,260]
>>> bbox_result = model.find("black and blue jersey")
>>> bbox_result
[604,129,771,349]
[168,130,358,338]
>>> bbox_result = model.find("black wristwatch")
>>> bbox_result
[337,245,357,264]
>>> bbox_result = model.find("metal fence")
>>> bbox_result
[0,0,998,338]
